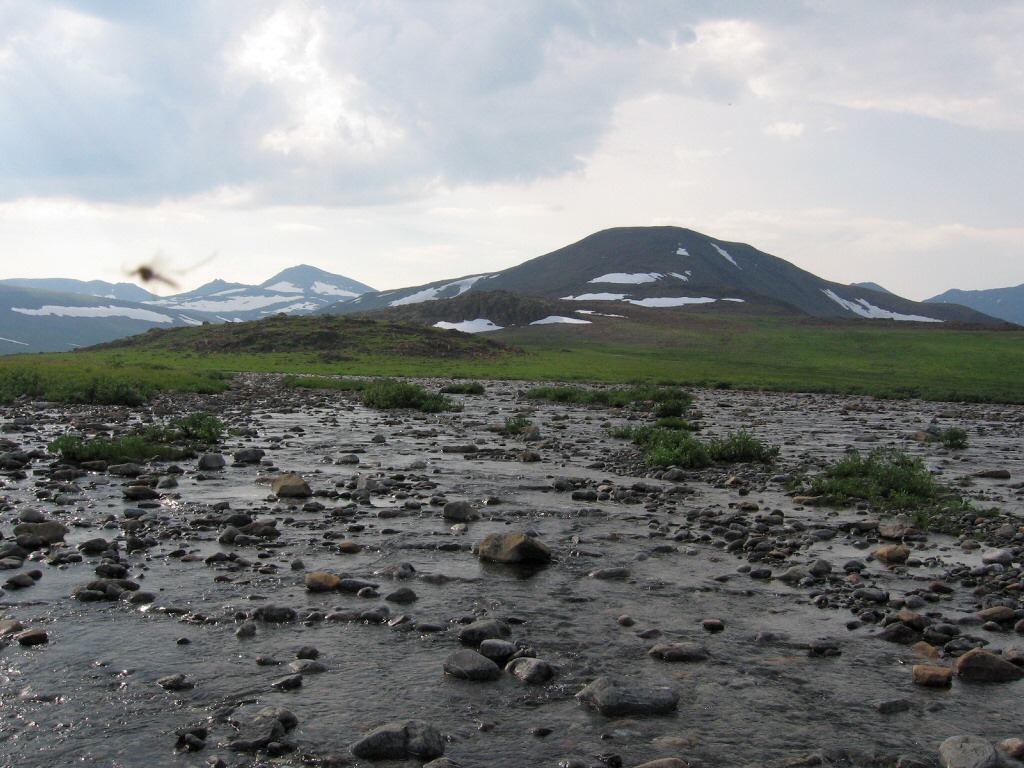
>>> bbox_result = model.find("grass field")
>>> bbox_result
[1,312,1022,404]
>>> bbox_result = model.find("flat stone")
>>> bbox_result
[912,664,953,688]
[576,676,679,717]
[939,735,999,768]
[648,642,709,662]
[477,532,552,564]
[443,649,501,681]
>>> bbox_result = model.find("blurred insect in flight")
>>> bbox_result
[126,251,215,291]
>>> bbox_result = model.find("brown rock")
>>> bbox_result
[16,628,49,647]
[272,473,312,498]
[477,532,552,564]
[978,606,1017,624]
[305,572,341,592]
[337,541,363,554]
[912,664,952,688]
[912,641,941,660]
[955,648,1024,683]
[997,739,1024,760]
[874,544,910,565]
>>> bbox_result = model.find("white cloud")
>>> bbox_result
[765,121,804,139]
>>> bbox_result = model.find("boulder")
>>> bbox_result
[305,572,341,592]
[272,474,312,498]
[351,720,444,761]
[443,649,502,682]
[477,532,552,564]
[939,736,999,768]
[955,648,1024,683]
[576,676,679,717]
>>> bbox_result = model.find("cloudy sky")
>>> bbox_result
[1,1,1022,300]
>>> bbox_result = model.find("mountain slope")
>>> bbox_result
[0,277,158,302]
[0,284,216,353]
[927,284,1024,325]
[148,265,375,321]
[330,227,998,325]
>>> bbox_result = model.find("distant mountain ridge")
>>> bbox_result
[927,284,1024,325]
[330,227,1000,328]
[0,264,375,353]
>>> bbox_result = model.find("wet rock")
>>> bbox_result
[271,673,303,691]
[954,648,1024,683]
[478,639,517,665]
[12,521,67,544]
[385,587,417,604]
[350,720,445,761]
[576,676,679,717]
[630,760,690,768]
[505,657,555,684]
[232,448,266,464]
[254,605,297,623]
[16,628,48,646]
[443,501,480,522]
[459,618,511,646]
[648,642,709,662]
[875,545,911,565]
[912,665,953,688]
[226,706,297,753]
[997,739,1024,760]
[273,473,312,498]
[123,485,160,501]
[197,453,226,470]
[477,532,552,564]
[443,649,501,681]
[938,736,999,768]
[157,673,194,691]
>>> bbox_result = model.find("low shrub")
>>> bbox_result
[440,381,486,395]
[937,427,969,450]
[614,426,777,468]
[361,379,459,413]
[802,447,940,510]
[49,434,191,463]
[503,414,532,435]
[526,385,692,411]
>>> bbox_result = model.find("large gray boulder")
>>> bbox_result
[576,676,679,717]
[350,720,444,761]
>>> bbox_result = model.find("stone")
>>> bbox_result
[233,448,266,464]
[15,628,49,646]
[443,501,480,522]
[977,606,1016,624]
[254,605,297,623]
[305,572,341,592]
[385,587,417,604]
[648,642,709,662]
[477,532,552,564]
[123,485,160,501]
[197,453,226,470]
[478,639,517,665]
[874,544,911,565]
[157,673,194,691]
[630,761,690,768]
[505,657,555,684]
[576,676,679,717]
[938,736,999,768]
[350,720,445,761]
[912,664,953,688]
[458,618,511,646]
[272,473,312,498]
[12,521,68,544]
[443,649,502,681]
[955,648,1024,683]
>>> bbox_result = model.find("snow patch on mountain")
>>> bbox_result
[822,289,942,322]
[676,247,689,256]
[531,315,591,325]
[390,275,490,307]
[561,293,627,301]
[264,281,302,293]
[0,336,29,346]
[627,297,718,307]
[589,272,663,284]
[712,243,740,268]
[669,272,690,281]
[161,295,300,313]
[13,305,176,322]
[312,282,359,297]
[433,318,502,333]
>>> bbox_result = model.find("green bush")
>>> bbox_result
[49,434,191,463]
[145,412,225,445]
[526,385,692,410]
[614,426,777,468]
[937,427,969,450]
[0,369,45,403]
[440,381,485,395]
[804,447,940,510]
[504,414,531,435]
[50,377,153,406]
[282,375,368,392]
[361,379,459,413]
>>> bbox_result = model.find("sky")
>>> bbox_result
[1,1,1022,301]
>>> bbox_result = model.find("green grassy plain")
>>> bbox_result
[1,312,1022,404]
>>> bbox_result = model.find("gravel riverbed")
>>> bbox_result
[1,375,1023,768]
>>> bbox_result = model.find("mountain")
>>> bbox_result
[926,284,1024,325]
[329,227,1000,328]
[1,264,374,354]
[0,277,158,302]
[0,284,216,354]
[147,265,375,321]
[852,281,892,294]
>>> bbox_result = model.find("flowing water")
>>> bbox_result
[1,379,1023,767]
